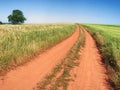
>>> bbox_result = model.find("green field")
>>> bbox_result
[83,24,120,89]
[0,24,75,71]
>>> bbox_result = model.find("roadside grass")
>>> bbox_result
[0,24,75,74]
[36,27,85,90]
[83,24,120,90]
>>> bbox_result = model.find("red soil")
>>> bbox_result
[0,26,79,90]
[68,26,110,90]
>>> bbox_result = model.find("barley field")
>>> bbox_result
[0,24,75,70]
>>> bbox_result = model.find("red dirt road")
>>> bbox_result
[0,26,79,90]
[68,26,110,90]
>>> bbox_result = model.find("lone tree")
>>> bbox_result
[8,9,26,24]
[0,21,2,24]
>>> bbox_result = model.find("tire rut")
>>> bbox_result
[0,26,80,90]
[68,25,110,90]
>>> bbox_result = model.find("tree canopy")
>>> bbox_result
[0,21,2,24]
[8,9,26,24]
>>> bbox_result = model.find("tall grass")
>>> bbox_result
[0,24,75,72]
[83,24,120,90]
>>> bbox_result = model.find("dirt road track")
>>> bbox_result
[68,26,110,90]
[0,26,79,90]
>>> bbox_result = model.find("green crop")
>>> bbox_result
[83,24,120,90]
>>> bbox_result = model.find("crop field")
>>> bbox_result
[83,24,120,89]
[0,24,75,71]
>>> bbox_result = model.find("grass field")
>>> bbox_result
[83,24,120,89]
[0,24,75,71]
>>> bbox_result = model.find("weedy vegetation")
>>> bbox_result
[0,24,75,73]
[83,24,120,90]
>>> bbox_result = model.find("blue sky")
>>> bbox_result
[0,0,120,24]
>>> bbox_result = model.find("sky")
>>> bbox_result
[0,0,120,24]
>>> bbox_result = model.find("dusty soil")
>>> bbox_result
[0,26,79,90]
[68,26,110,90]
